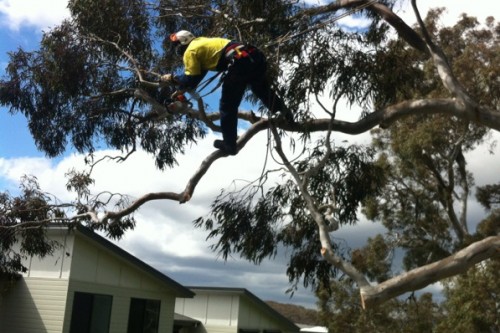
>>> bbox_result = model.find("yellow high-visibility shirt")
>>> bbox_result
[183,37,231,75]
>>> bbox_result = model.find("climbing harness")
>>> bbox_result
[195,43,258,98]
[224,43,256,61]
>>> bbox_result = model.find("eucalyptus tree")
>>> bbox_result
[436,259,500,333]
[317,279,443,333]
[1,0,499,307]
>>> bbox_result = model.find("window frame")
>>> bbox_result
[127,297,162,333]
[69,291,113,333]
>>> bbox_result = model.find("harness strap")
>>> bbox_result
[197,42,257,98]
[224,43,255,60]
[196,71,224,98]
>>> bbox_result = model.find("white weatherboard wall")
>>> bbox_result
[175,289,298,333]
[238,296,284,331]
[0,227,183,333]
[61,231,177,333]
[0,228,73,333]
[175,291,240,333]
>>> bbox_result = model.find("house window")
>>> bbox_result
[69,292,113,333]
[127,298,161,333]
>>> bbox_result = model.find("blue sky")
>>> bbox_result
[0,27,42,157]
[1,0,498,309]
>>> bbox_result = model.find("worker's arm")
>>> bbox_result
[174,71,207,90]
[160,72,206,90]
[175,48,208,89]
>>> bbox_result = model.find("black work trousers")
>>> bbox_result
[219,49,284,147]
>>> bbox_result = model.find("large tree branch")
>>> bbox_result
[73,97,498,225]
[296,0,428,53]
[96,119,270,223]
[360,235,500,308]
[300,99,500,133]
[180,119,269,203]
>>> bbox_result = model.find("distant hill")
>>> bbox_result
[266,301,321,326]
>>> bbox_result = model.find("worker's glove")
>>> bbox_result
[160,73,174,83]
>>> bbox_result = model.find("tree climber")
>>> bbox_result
[161,30,294,155]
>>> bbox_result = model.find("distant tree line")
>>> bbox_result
[267,301,321,326]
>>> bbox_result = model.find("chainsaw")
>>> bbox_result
[167,93,192,113]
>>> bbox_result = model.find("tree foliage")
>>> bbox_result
[0,176,60,278]
[266,301,320,326]
[436,259,500,333]
[317,260,499,332]
[0,0,499,306]
[317,279,444,333]
[194,144,383,289]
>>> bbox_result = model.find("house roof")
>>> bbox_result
[61,224,194,298]
[174,313,201,327]
[187,286,300,332]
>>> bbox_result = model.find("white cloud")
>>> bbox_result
[0,130,290,262]
[0,129,322,305]
[0,157,51,182]
[465,131,500,187]
[397,0,492,26]
[300,0,329,6]
[0,0,70,31]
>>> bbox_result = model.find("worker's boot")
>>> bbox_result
[270,97,295,126]
[281,109,295,125]
[214,140,238,155]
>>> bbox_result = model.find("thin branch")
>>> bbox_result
[88,148,137,173]
[84,33,160,88]
[188,91,221,132]
[411,0,476,105]
[303,91,342,185]
[269,120,370,289]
